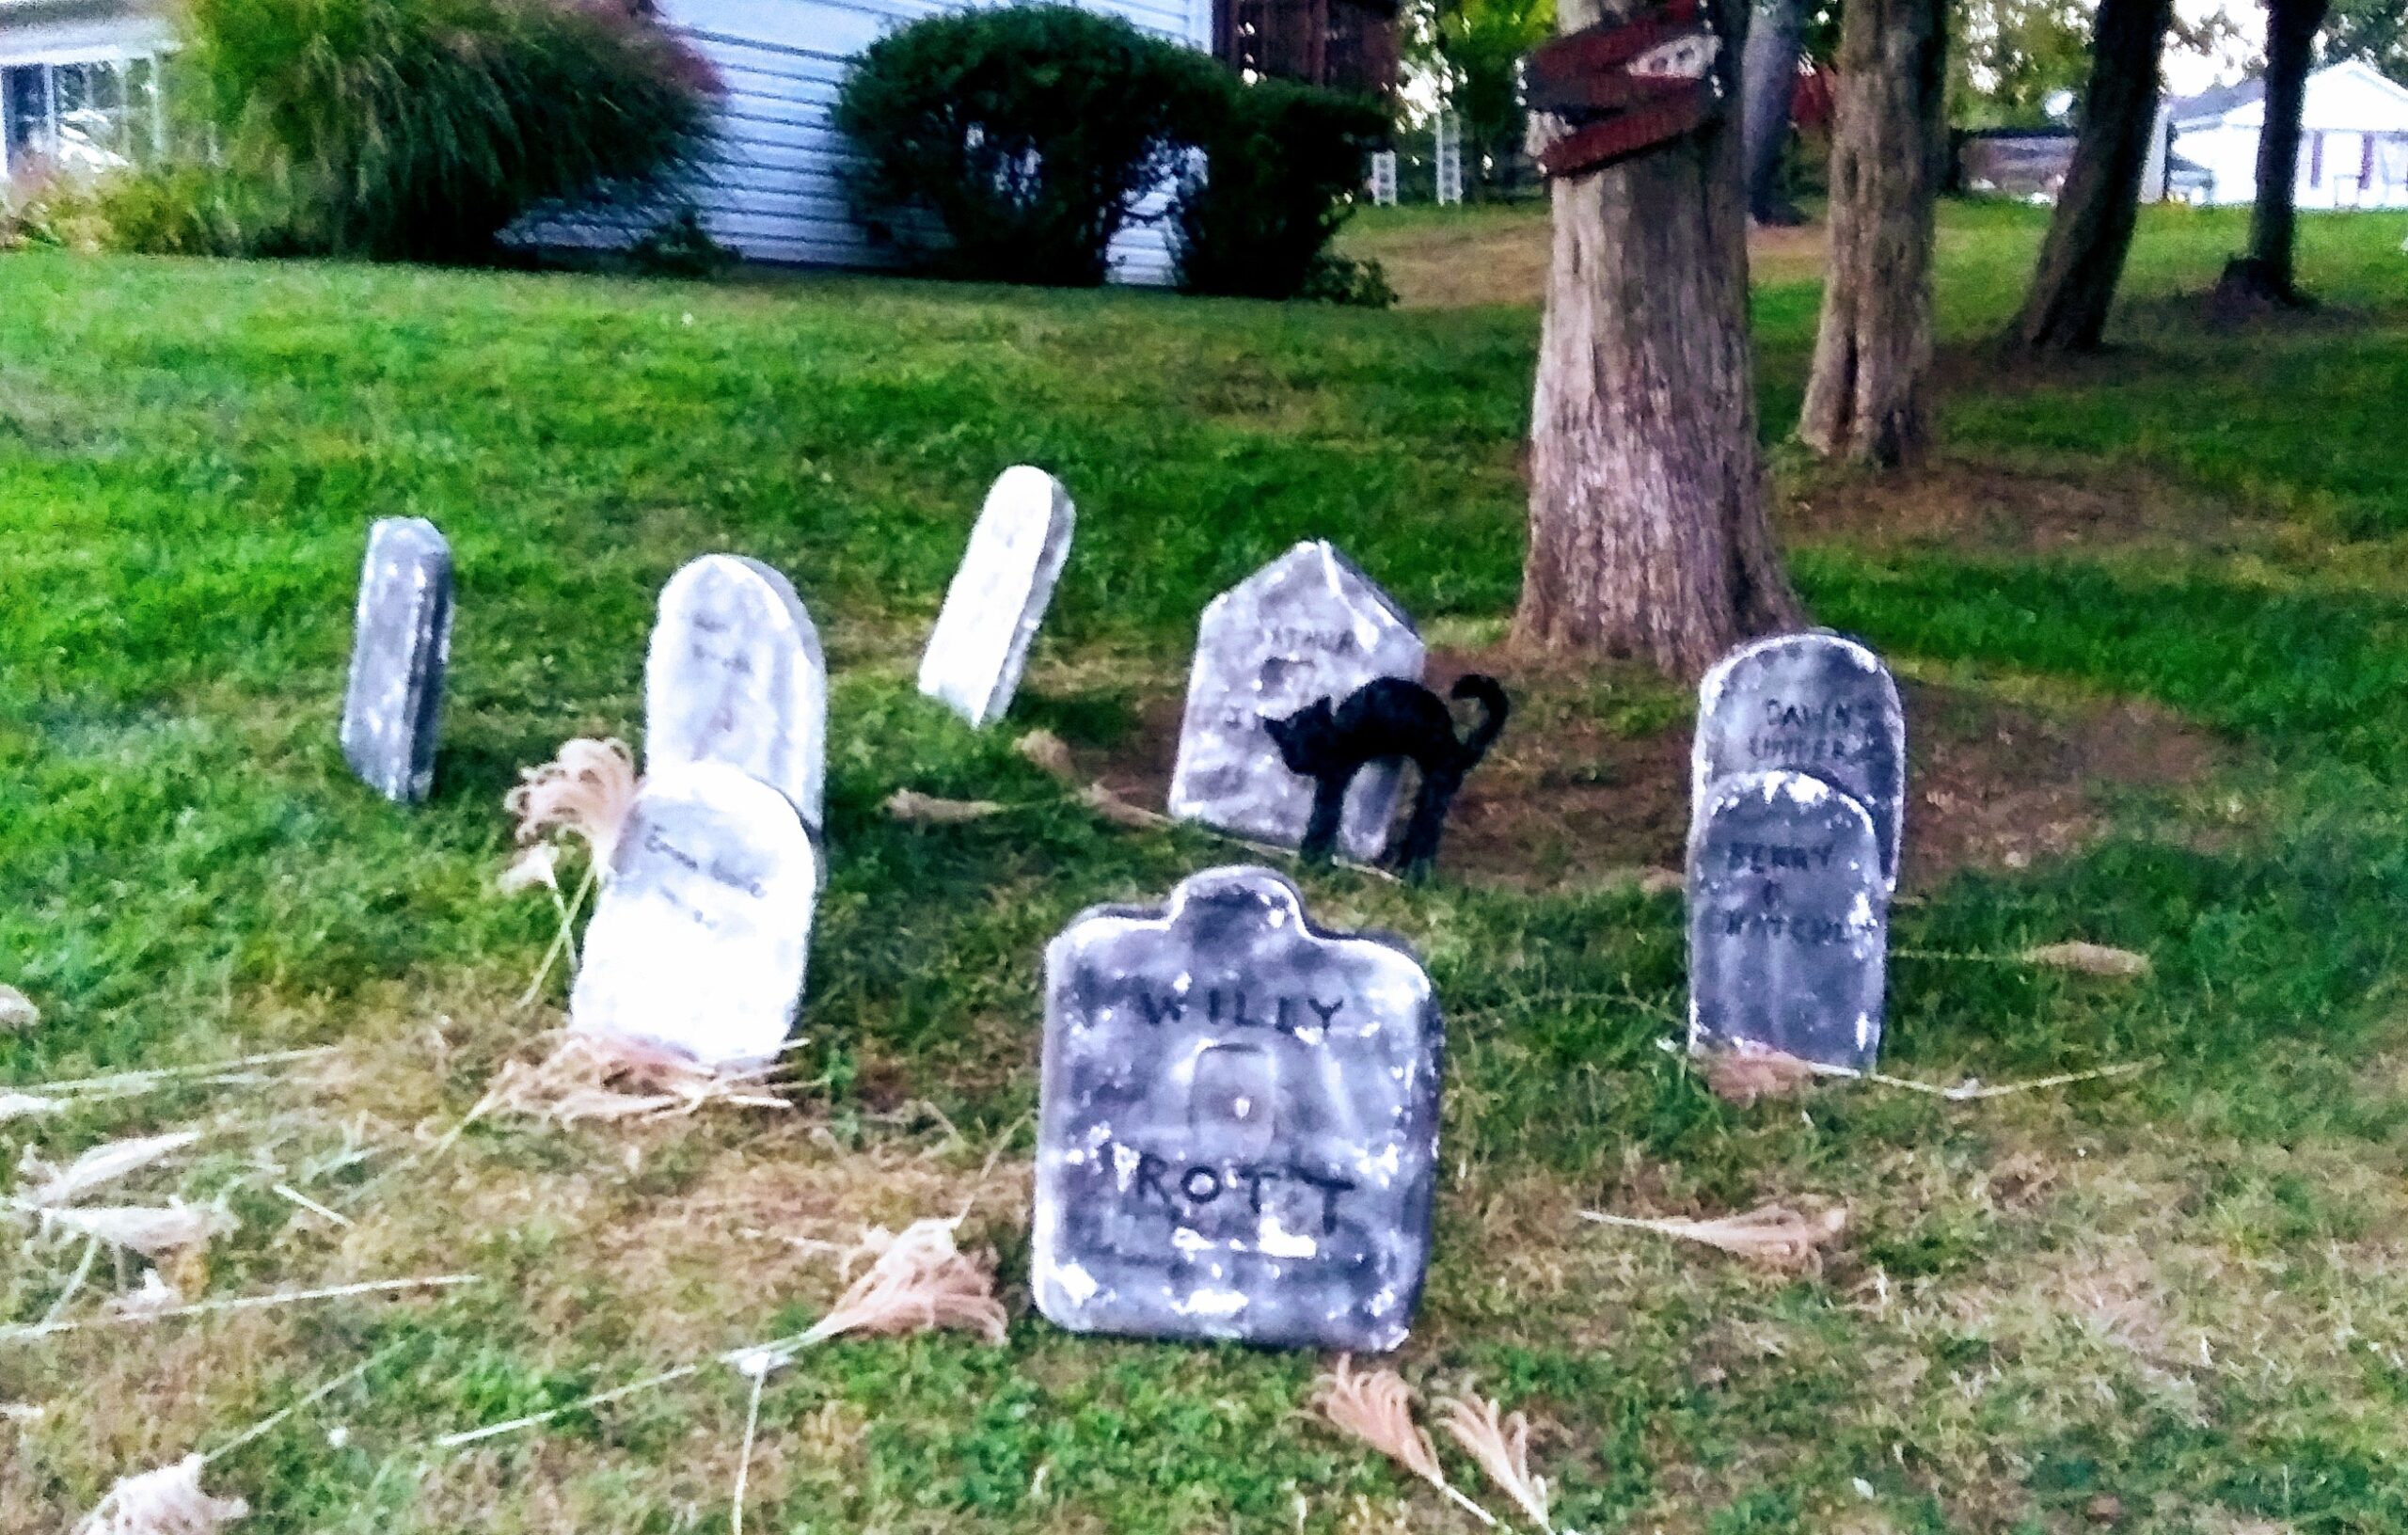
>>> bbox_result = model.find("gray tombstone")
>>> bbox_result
[570,761,818,1071]
[1166,542,1424,862]
[1693,630,1907,888]
[645,554,827,830]
[1033,865,1443,1353]
[340,516,454,804]
[1687,769,1888,1072]
[917,466,1076,728]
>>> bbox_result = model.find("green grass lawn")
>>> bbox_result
[4,199,2408,1532]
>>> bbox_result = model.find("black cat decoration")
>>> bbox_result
[1265,674,1510,878]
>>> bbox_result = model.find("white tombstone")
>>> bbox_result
[645,554,827,830]
[917,466,1076,727]
[570,762,818,1070]
[1167,541,1425,863]
[340,516,453,804]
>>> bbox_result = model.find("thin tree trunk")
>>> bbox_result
[2008,0,2175,352]
[1515,0,1803,680]
[1741,0,1808,224]
[2219,0,2330,303]
[1798,0,1947,466]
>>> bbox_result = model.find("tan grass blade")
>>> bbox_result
[77,1454,246,1535]
[41,1201,225,1261]
[2021,942,2151,978]
[792,1218,1008,1348]
[1699,1048,1820,1106]
[1,1091,63,1121]
[19,1131,200,1209]
[883,789,1006,824]
[1,1274,480,1341]
[505,737,639,869]
[1581,1202,1848,1272]
[1310,1358,1497,1527]
[1078,782,1164,830]
[0,983,38,1032]
[474,1034,788,1126]
[1015,729,1078,781]
[1435,1392,1554,1533]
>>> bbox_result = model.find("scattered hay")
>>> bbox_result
[1015,730,1077,782]
[0,983,38,1032]
[883,789,1006,825]
[1581,1202,1849,1273]
[2,1274,480,1340]
[471,1033,788,1126]
[785,1217,1007,1350]
[1699,1048,1820,1106]
[505,737,639,870]
[40,1201,226,1265]
[1435,1392,1555,1534]
[2022,942,2152,978]
[78,1455,246,1535]
[18,1131,200,1209]
[106,1271,185,1319]
[1078,783,1163,830]
[1309,1358,1495,1527]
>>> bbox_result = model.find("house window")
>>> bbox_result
[0,55,168,181]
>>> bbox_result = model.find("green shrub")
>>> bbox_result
[1172,78,1390,301]
[182,0,720,261]
[832,4,1222,287]
[89,166,264,257]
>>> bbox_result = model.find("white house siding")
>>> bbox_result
[656,0,1213,283]
[2168,61,2408,211]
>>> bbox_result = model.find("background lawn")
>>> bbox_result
[3,199,2408,1532]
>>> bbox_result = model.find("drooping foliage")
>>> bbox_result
[1173,78,1391,301]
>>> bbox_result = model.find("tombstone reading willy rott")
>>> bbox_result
[645,554,828,831]
[1167,542,1425,862]
[918,466,1076,728]
[1693,630,1906,887]
[341,516,454,804]
[1033,865,1443,1352]
[1688,769,1888,1071]
[570,761,818,1071]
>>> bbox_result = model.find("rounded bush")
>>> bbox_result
[1174,78,1390,301]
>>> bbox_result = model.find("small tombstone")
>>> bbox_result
[1687,769,1888,1071]
[1693,630,1907,888]
[645,554,827,830]
[570,761,818,1070]
[1167,542,1425,862]
[917,466,1076,727]
[1033,865,1443,1353]
[341,516,454,803]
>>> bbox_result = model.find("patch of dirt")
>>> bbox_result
[1782,460,2242,557]
[1076,652,2219,894]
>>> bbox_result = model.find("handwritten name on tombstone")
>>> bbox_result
[1033,866,1443,1352]
[1687,769,1888,1071]
[1167,542,1425,862]
[645,554,828,830]
[570,761,818,1071]
[1693,630,1906,888]
[917,467,1077,728]
[341,516,454,804]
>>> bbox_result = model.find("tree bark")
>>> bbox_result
[2007,0,2176,352]
[1797,0,1948,466]
[1514,0,1803,680]
[1740,0,1809,224]
[2218,0,2331,304]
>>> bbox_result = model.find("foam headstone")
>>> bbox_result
[917,466,1076,728]
[1034,865,1443,1353]
[570,761,817,1070]
[1688,769,1888,1071]
[340,516,454,804]
[1693,630,1906,887]
[1167,542,1424,862]
[645,554,827,830]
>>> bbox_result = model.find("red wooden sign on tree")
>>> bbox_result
[1522,0,1726,179]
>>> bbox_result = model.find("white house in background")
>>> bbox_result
[0,0,1212,282]
[2151,59,2408,210]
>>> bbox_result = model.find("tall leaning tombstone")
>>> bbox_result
[645,554,828,831]
[1688,769,1889,1071]
[341,516,454,803]
[1693,630,1907,888]
[917,466,1076,727]
[570,761,818,1071]
[1167,541,1425,862]
[1034,865,1443,1352]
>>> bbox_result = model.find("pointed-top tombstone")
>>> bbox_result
[341,516,454,803]
[918,466,1076,728]
[570,761,818,1070]
[1688,768,1888,1071]
[1693,630,1906,887]
[1167,541,1425,862]
[645,554,827,830]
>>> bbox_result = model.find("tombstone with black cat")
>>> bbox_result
[1688,769,1888,1071]
[1033,865,1443,1353]
[341,516,454,804]
[1265,674,1510,877]
[1693,630,1907,887]
[1168,541,1425,862]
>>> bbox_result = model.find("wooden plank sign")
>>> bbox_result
[1538,83,1719,179]
[1524,0,1725,178]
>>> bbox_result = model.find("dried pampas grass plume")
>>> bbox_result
[1700,1048,1820,1106]
[883,789,1006,825]
[506,737,639,870]
[41,1201,226,1263]
[1309,1358,1495,1527]
[1435,1392,1554,1533]
[18,1131,200,1209]
[2022,942,2151,978]
[1015,730,1077,782]
[78,1454,246,1535]
[1582,1202,1848,1272]
[793,1218,1008,1348]
[472,1033,787,1126]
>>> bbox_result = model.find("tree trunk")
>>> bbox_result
[2007,0,2176,352]
[1797,0,1947,466]
[1514,0,1803,680]
[1740,0,1809,224]
[2218,0,2330,304]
